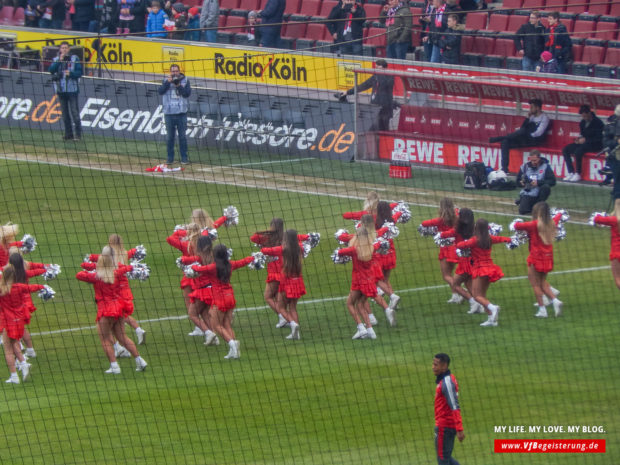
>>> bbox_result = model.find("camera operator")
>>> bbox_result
[158,63,191,165]
[327,0,366,56]
[515,150,557,215]
[48,41,83,141]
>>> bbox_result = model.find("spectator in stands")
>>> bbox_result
[562,105,604,182]
[49,42,83,141]
[158,63,192,164]
[169,2,187,39]
[423,0,447,63]
[184,6,200,41]
[599,104,620,186]
[99,0,119,33]
[514,11,545,72]
[515,150,557,215]
[419,0,435,61]
[536,50,558,73]
[129,0,147,33]
[146,0,168,37]
[37,0,65,30]
[246,11,262,46]
[445,0,464,25]
[200,0,219,43]
[24,0,42,28]
[544,11,571,75]
[327,0,366,56]
[381,0,413,60]
[438,14,461,65]
[117,0,136,34]
[489,98,550,174]
[258,0,285,48]
[458,0,477,11]
[67,0,96,32]
[336,59,395,132]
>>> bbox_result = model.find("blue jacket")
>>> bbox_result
[158,75,191,114]
[147,9,168,37]
[49,54,82,94]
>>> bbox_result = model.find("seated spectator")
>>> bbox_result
[200,0,219,43]
[146,0,168,37]
[544,11,571,75]
[516,150,556,215]
[514,11,545,72]
[489,99,550,174]
[246,10,262,46]
[327,0,366,56]
[184,6,200,41]
[536,51,558,73]
[438,13,461,64]
[562,105,604,182]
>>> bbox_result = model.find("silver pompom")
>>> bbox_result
[183,264,200,278]
[588,212,607,227]
[128,260,150,281]
[456,248,471,258]
[38,285,55,301]
[248,252,266,270]
[133,244,146,261]
[223,206,239,226]
[43,264,61,281]
[381,221,400,239]
[174,224,185,232]
[305,232,321,249]
[302,242,311,258]
[175,256,184,269]
[205,228,218,240]
[505,236,522,250]
[83,254,92,263]
[227,248,234,259]
[433,232,454,247]
[509,218,524,232]
[418,224,438,237]
[550,208,570,224]
[20,234,37,254]
[392,201,411,223]
[334,229,350,245]
[331,249,351,264]
[555,225,567,241]
[488,223,503,236]
[375,237,390,255]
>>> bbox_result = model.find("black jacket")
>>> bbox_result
[73,0,95,23]
[580,113,604,147]
[514,21,545,61]
[428,6,448,45]
[438,28,461,64]
[129,0,147,32]
[347,73,394,108]
[603,115,620,151]
[260,0,285,25]
[37,0,65,22]
[327,2,366,41]
[545,22,572,62]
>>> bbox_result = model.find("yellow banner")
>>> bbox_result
[0,27,373,91]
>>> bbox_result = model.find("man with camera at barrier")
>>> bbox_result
[49,42,83,141]
[515,150,557,215]
[158,63,192,165]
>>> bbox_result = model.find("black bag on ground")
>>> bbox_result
[464,162,487,189]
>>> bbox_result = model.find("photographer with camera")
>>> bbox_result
[158,63,191,165]
[515,150,556,215]
[327,0,366,56]
[49,42,83,141]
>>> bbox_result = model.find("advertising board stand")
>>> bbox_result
[389,149,411,178]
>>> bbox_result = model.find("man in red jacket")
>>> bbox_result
[432,353,465,465]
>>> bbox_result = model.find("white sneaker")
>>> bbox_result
[25,348,36,358]
[467,303,484,314]
[369,314,378,326]
[542,295,551,306]
[446,293,463,304]
[135,357,148,372]
[286,322,300,340]
[385,307,396,327]
[188,326,204,337]
[480,319,498,327]
[213,336,220,346]
[550,286,560,296]
[105,365,121,374]
[571,173,581,182]
[563,173,574,181]
[224,344,235,359]
[389,293,401,310]
[352,328,368,340]
[276,315,290,329]
[135,328,146,345]
[366,327,377,339]
[5,374,19,384]
[553,299,563,317]
[20,362,31,381]
[489,305,500,323]
[117,347,131,358]
[204,330,216,346]
[535,308,548,318]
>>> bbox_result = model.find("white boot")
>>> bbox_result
[224,340,237,359]
[352,323,368,340]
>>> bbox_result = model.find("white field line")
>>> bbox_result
[30,265,610,338]
[0,155,593,225]
[228,158,309,167]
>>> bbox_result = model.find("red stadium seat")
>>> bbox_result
[464,11,487,30]
[541,0,566,11]
[487,13,509,32]
[365,27,387,46]
[12,7,24,26]
[493,37,517,56]
[284,0,302,16]
[572,19,596,39]
[521,0,546,10]
[225,15,247,33]
[0,6,15,25]
[365,4,383,22]
[218,14,228,27]
[299,0,321,17]
[507,14,527,32]
[593,19,618,40]
[571,43,584,60]
[306,22,330,41]
[221,0,240,9]
[238,0,260,11]
[501,0,523,9]
[603,46,620,64]
[282,20,307,38]
[609,2,620,17]
[461,34,475,53]
[472,36,495,53]
[564,0,588,14]
[587,0,609,16]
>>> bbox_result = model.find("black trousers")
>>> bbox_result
[58,92,82,139]
[434,427,460,465]
[518,185,551,215]
[496,128,539,172]
[562,141,603,174]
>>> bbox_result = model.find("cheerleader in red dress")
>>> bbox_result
[261,229,306,340]
[180,235,220,346]
[88,234,147,345]
[513,202,564,318]
[337,228,379,340]
[437,208,484,315]
[455,219,511,327]
[592,199,620,289]
[374,201,402,312]
[191,244,255,359]
[0,224,22,267]
[76,247,147,374]
[342,191,380,221]
[251,218,286,328]
[0,265,45,384]
[421,198,460,303]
